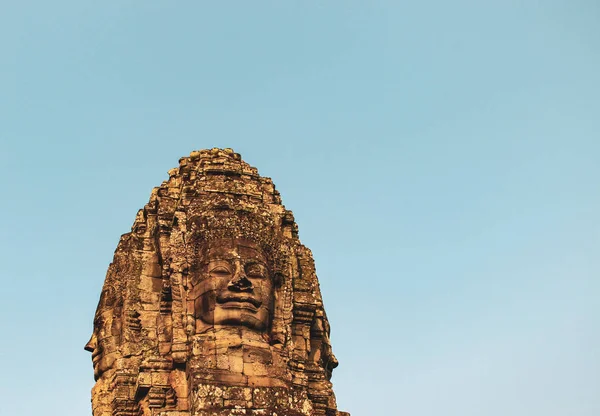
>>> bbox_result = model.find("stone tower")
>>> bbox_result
[85,148,349,416]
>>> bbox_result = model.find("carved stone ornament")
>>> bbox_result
[85,148,349,416]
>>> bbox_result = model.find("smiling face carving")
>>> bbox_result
[84,286,121,380]
[84,313,120,380]
[190,238,274,332]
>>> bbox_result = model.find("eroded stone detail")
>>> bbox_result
[86,148,348,416]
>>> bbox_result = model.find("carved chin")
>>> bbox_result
[93,355,116,380]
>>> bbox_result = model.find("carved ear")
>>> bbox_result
[273,272,284,288]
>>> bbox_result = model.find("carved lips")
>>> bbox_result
[91,347,102,367]
[216,293,262,311]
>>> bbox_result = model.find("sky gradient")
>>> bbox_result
[1,2,599,415]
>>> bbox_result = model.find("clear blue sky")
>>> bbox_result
[1,2,598,415]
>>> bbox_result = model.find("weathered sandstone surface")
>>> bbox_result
[86,148,349,416]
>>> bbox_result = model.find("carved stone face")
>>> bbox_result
[84,310,121,380]
[191,239,274,332]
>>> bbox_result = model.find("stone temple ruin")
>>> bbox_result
[85,148,349,416]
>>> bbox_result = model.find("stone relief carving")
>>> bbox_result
[85,148,349,416]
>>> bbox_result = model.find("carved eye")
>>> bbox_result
[245,263,266,278]
[210,266,231,276]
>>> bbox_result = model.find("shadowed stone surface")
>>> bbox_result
[85,148,349,416]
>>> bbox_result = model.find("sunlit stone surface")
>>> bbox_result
[85,148,349,416]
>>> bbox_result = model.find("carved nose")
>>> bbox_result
[84,333,97,352]
[228,274,253,292]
